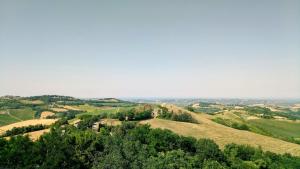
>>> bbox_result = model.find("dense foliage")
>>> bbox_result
[0,122,299,169]
[112,109,152,121]
[158,108,198,124]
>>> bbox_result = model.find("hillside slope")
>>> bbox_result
[141,104,300,156]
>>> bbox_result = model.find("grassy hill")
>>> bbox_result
[140,104,300,156]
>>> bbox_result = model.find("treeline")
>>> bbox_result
[76,109,153,130]
[112,109,152,121]
[158,106,198,123]
[0,99,25,109]
[1,124,46,137]
[0,122,300,168]
[187,106,222,114]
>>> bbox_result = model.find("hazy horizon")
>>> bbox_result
[1,0,300,98]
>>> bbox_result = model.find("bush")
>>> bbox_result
[172,113,198,123]
[231,122,250,131]
[158,110,198,124]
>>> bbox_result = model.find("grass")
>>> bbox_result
[9,108,36,121]
[248,119,300,139]
[140,118,300,156]
[75,104,135,118]
[142,104,300,156]
[212,110,300,144]
[0,114,20,127]
[193,107,221,114]
[0,108,37,126]
[212,117,250,131]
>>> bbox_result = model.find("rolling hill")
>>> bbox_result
[141,104,300,156]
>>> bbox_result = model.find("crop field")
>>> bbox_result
[0,108,36,126]
[0,119,57,135]
[25,129,50,141]
[211,109,300,143]
[9,108,35,120]
[248,119,300,139]
[40,111,55,119]
[0,114,19,127]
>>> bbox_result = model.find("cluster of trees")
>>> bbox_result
[0,122,299,169]
[158,108,198,124]
[1,124,46,137]
[212,117,250,131]
[245,106,300,120]
[77,114,106,129]
[0,99,25,109]
[112,109,152,121]
[76,108,153,130]
[187,106,222,114]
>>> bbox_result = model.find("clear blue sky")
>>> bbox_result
[1,0,299,98]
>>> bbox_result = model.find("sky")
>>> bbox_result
[0,0,300,98]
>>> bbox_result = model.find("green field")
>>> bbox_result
[0,108,36,127]
[0,114,20,127]
[194,107,221,114]
[9,108,36,121]
[75,104,136,118]
[248,119,300,139]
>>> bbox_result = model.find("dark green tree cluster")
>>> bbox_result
[77,114,107,129]
[0,99,24,109]
[0,122,300,169]
[158,109,198,123]
[111,109,152,121]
